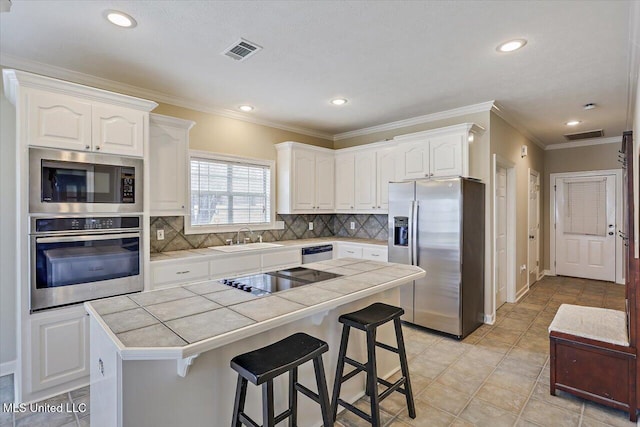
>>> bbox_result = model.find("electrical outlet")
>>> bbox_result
[350,222,355,230]
[157,229,165,240]
[520,264,527,272]
[308,222,314,231]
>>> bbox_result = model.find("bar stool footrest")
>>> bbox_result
[375,341,399,354]
[295,383,320,404]
[378,377,407,396]
[379,377,406,402]
[344,356,367,372]
[341,368,361,384]
[238,413,260,427]
[338,399,372,423]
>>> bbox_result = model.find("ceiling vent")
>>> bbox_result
[563,129,604,141]
[222,38,262,61]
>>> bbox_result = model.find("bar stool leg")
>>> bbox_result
[313,355,332,427]
[330,325,351,421]
[289,367,298,427]
[231,375,247,427]
[366,328,381,427]
[262,380,275,427]
[394,317,416,418]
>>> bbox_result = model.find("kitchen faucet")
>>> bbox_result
[236,227,253,245]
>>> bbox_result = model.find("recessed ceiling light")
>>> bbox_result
[566,120,581,126]
[104,10,137,28]
[496,39,527,53]
[331,98,348,106]
[239,105,254,112]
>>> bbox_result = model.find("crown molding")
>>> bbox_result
[0,54,334,141]
[150,113,196,130]
[489,102,546,149]
[544,136,622,151]
[332,100,495,141]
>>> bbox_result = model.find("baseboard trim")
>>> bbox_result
[0,360,16,377]
[515,285,530,302]
[484,313,496,325]
[542,270,553,277]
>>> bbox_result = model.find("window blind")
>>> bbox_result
[190,157,271,226]
[563,178,606,236]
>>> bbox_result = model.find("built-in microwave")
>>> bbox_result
[29,147,143,214]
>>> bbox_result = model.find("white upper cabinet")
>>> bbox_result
[335,153,355,210]
[4,70,157,157]
[354,151,376,210]
[395,123,481,180]
[276,142,335,213]
[149,114,195,216]
[376,147,396,210]
[92,103,145,156]
[26,90,92,152]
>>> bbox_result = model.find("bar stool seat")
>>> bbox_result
[230,332,332,427]
[331,303,415,427]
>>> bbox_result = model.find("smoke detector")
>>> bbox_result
[222,38,262,61]
[583,103,597,110]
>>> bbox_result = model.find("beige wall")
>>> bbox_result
[542,143,623,269]
[153,103,332,159]
[490,113,545,301]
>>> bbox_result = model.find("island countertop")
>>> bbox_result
[84,258,424,361]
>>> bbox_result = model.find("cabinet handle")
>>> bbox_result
[378,206,381,208]
[430,173,434,177]
[95,146,101,151]
[425,173,429,177]
[371,254,380,257]
[350,206,354,209]
[347,250,355,254]
[372,206,376,209]
[176,270,191,275]
[85,145,90,150]
[98,358,104,376]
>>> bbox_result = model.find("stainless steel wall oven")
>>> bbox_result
[29,147,142,214]
[30,216,143,312]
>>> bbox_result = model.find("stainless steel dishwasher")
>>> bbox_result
[301,244,334,263]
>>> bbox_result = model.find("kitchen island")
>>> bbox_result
[85,258,425,427]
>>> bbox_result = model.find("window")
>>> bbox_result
[187,151,274,233]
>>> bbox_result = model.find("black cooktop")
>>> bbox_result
[219,267,342,295]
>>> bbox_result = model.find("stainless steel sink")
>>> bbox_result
[208,242,283,252]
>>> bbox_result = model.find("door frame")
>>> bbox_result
[492,155,517,316]
[549,169,624,284]
[527,168,541,285]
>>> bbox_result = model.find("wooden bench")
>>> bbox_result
[549,304,637,421]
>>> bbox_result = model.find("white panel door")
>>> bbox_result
[528,171,540,284]
[315,153,335,210]
[334,154,355,210]
[292,150,316,210]
[27,89,92,151]
[496,167,507,308]
[92,103,144,157]
[397,140,429,179]
[354,151,376,210]
[429,133,463,177]
[376,147,396,211]
[149,123,187,215]
[556,174,616,281]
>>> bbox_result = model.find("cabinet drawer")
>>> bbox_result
[362,246,388,261]
[210,254,261,279]
[152,260,209,287]
[337,244,363,259]
[262,249,301,271]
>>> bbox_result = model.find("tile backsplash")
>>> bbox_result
[150,213,388,253]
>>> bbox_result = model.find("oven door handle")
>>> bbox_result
[36,232,140,243]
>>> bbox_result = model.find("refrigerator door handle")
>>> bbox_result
[411,200,419,266]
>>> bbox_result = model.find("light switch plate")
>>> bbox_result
[350,222,355,230]
[157,229,165,240]
[309,222,314,231]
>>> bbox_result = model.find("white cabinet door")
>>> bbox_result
[150,121,188,215]
[336,244,363,259]
[335,154,355,211]
[376,147,396,211]
[30,308,89,392]
[354,151,376,210]
[429,133,464,177]
[151,260,210,288]
[397,140,429,180]
[27,89,92,151]
[210,253,261,279]
[92,103,145,157]
[362,246,388,261]
[292,150,316,210]
[315,153,335,211]
[261,249,302,271]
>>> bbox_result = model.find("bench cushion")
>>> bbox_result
[549,304,629,347]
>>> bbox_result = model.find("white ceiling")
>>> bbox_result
[1,1,638,146]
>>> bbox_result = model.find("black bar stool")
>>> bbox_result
[230,332,332,427]
[330,302,416,426]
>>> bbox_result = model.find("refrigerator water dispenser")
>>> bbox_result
[393,217,409,246]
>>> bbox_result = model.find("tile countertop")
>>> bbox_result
[84,258,424,361]
[149,237,386,262]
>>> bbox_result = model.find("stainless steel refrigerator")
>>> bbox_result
[388,177,485,339]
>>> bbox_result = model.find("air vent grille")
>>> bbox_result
[563,129,604,141]
[223,38,262,61]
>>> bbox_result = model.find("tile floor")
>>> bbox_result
[0,275,632,426]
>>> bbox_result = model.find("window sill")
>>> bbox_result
[184,221,284,235]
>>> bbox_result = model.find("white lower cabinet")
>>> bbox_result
[362,246,388,261]
[337,244,363,259]
[152,259,210,288]
[29,306,89,393]
[210,253,261,279]
[261,249,302,271]
[336,243,388,261]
